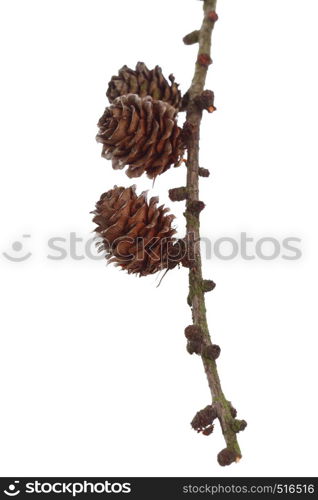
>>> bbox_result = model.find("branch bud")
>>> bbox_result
[191,405,217,432]
[202,344,221,360]
[228,402,237,419]
[194,90,216,113]
[183,30,200,45]
[217,448,240,467]
[187,340,202,355]
[188,200,205,216]
[185,325,203,342]
[231,419,248,433]
[202,424,214,436]
[197,53,213,67]
[208,11,219,23]
[181,120,195,146]
[169,187,188,202]
[203,279,216,292]
[198,167,210,177]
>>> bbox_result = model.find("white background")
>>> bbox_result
[0,0,318,477]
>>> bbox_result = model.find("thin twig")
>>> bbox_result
[183,0,244,464]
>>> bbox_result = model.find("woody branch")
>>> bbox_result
[171,0,247,466]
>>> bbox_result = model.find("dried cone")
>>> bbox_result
[97,94,183,179]
[92,185,180,276]
[106,62,182,110]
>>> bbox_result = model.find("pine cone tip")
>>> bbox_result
[106,62,182,109]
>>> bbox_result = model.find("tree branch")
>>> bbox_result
[183,0,245,466]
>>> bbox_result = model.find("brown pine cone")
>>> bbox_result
[96,94,184,179]
[106,62,182,110]
[92,185,181,276]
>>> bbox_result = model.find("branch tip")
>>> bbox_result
[217,448,241,467]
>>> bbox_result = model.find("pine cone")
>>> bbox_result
[92,185,181,276]
[97,94,184,179]
[106,62,182,110]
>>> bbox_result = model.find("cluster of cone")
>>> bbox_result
[94,63,185,276]
[97,63,183,179]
